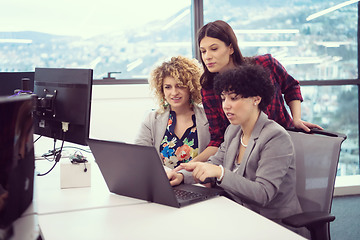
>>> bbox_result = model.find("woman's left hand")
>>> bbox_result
[293,118,323,132]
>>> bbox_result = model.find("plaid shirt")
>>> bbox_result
[202,54,303,147]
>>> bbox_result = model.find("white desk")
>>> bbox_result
[33,159,146,215]
[10,213,40,240]
[38,196,305,240]
[6,203,40,240]
[11,156,145,240]
[31,149,305,240]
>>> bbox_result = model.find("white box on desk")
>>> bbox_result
[60,159,91,189]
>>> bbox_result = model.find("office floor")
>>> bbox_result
[330,195,360,240]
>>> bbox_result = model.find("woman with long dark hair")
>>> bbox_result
[191,20,321,163]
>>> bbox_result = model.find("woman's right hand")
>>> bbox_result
[167,170,184,186]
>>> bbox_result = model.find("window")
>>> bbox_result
[1,0,359,178]
[301,85,359,176]
[204,0,358,80]
[204,0,359,176]
[0,0,192,79]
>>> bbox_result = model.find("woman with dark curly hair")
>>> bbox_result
[190,20,322,163]
[170,65,305,236]
[135,56,210,172]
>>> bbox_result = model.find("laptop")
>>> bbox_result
[87,138,224,208]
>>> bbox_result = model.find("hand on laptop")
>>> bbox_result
[167,170,184,186]
[180,162,222,183]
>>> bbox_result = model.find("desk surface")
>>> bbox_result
[38,196,305,240]
[10,213,40,240]
[32,144,305,240]
[7,204,40,240]
[32,159,146,215]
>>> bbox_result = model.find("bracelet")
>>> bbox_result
[217,165,224,182]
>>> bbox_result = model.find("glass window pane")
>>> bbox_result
[301,85,359,176]
[0,0,191,79]
[204,0,358,80]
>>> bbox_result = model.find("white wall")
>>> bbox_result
[90,84,156,143]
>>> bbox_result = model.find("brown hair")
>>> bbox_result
[197,20,245,88]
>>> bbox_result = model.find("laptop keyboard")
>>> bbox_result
[173,189,204,200]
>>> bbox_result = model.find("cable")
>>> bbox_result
[69,151,88,172]
[36,154,61,176]
[33,135,42,143]
[37,133,65,176]
[40,138,58,162]
[62,146,92,153]
[41,146,91,157]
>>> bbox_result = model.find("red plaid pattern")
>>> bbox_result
[202,54,303,147]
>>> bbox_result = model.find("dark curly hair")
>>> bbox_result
[213,65,275,111]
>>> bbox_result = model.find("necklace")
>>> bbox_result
[240,134,248,148]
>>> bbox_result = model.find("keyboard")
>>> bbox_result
[173,189,204,200]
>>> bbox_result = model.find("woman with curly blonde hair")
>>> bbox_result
[149,56,203,113]
[135,56,210,174]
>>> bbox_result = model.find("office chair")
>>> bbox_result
[282,128,347,240]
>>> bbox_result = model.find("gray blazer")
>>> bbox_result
[134,105,210,160]
[209,112,302,221]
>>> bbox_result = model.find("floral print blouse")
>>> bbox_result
[160,111,199,169]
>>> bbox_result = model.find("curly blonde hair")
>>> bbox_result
[149,56,203,112]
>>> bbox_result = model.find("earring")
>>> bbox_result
[162,98,169,108]
[190,98,194,105]
[254,102,257,106]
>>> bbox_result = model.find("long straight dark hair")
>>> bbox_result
[197,20,245,88]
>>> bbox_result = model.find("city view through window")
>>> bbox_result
[203,0,359,176]
[0,0,359,176]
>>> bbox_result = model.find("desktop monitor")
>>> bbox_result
[0,95,35,236]
[33,68,93,146]
[0,72,34,97]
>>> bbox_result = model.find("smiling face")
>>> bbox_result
[221,91,261,126]
[163,76,191,111]
[199,36,235,73]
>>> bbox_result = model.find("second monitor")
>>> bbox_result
[33,68,93,146]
